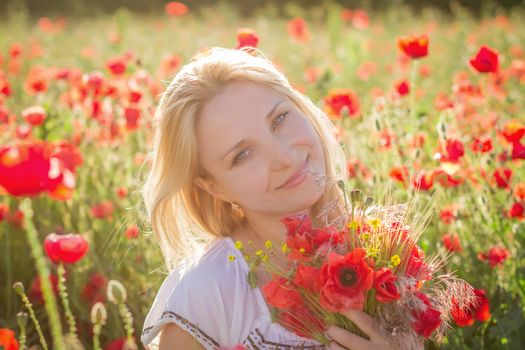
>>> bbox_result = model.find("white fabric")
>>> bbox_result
[140,236,327,349]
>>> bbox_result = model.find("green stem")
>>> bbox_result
[92,323,102,350]
[409,59,419,134]
[19,292,48,350]
[57,262,78,338]
[118,302,136,345]
[19,198,65,350]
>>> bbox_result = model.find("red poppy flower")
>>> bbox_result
[511,141,525,160]
[513,183,525,201]
[395,79,410,96]
[323,88,361,119]
[287,17,310,43]
[373,268,400,303]
[492,167,512,189]
[389,166,410,187]
[44,233,89,264]
[21,106,47,126]
[441,233,463,253]
[81,272,108,305]
[397,34,429,59]
[293,264,321,293]
[439,204,459,224]
[106,56,127,76]
[405,245,432,281]
[508,202,524,219]
[451,288,491,326]
[165,2,188,16]
[0,328,19,350]
[262,276,302,309]
[411,292,442,338]
[318,248,374,312]
[236,28,259,49]
[124,106,141,131]
[412,170,434,191]
[478,246,509,267]
[90,200,114,219]
[29,274,59,304]
[501,119,525,143]
[469,45,499,73]
[0,141,75,199]
[124,224,140,239]
[351,9,369,30]
[471,136,493,153]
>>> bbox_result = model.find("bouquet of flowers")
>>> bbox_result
[237,187,479,349]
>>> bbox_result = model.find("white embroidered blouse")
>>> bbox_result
[140,236,327,350]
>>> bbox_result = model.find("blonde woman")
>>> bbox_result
[140,47,407,350]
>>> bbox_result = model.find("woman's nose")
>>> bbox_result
[267,143,297,170]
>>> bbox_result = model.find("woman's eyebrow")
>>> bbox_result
[220,99,286,162]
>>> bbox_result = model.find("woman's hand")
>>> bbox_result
[325,309,424,350]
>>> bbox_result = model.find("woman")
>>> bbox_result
[140,47,414,350]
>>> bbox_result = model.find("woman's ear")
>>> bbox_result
[193,176,230,203]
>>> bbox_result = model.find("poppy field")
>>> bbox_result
[0,2,524,349]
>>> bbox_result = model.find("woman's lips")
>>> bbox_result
[277,156,309,190]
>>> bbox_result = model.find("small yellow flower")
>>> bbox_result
[362,232,370,240]
[347,220,359,229]
[256,249,263,256]
[368,218,381,230]
[262,253,269,262]
[281,243,288,253]
[228,255,236,262]
[265,240,272,249]
[390,255,401,266]
[244,254,251,261]
[367,247,380,258]
[235,240,243,250]
[299,247,306,254]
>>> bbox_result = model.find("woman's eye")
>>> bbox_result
[232,149,250,165]
[272,111,289,130]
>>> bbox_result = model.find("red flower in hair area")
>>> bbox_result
[323,88,361,119]
[287,17,310,43]
[478,246,509,267]
[373,267,400,303]
[469,45,499,73]
[451,288,491,327]
[44,233,89,264]
[318,248,374,312]
[0,328,19,350]
[441,233,463,253]
[397,34,429,59]
[410,292,442,338]
[236,28,259,49]
[262,276,302,309]
[165,1,188,17]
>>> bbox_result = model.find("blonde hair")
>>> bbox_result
[140,47,348,271]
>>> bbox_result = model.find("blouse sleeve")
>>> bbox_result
[140,240,255,350]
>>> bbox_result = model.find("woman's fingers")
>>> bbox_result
[327,325,373,350]
[340,308,382,341]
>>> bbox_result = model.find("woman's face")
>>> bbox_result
[193,80,326,217]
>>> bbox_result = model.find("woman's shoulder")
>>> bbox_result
[140,236,260,349]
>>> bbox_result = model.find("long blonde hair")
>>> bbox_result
[140,47,348,271]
